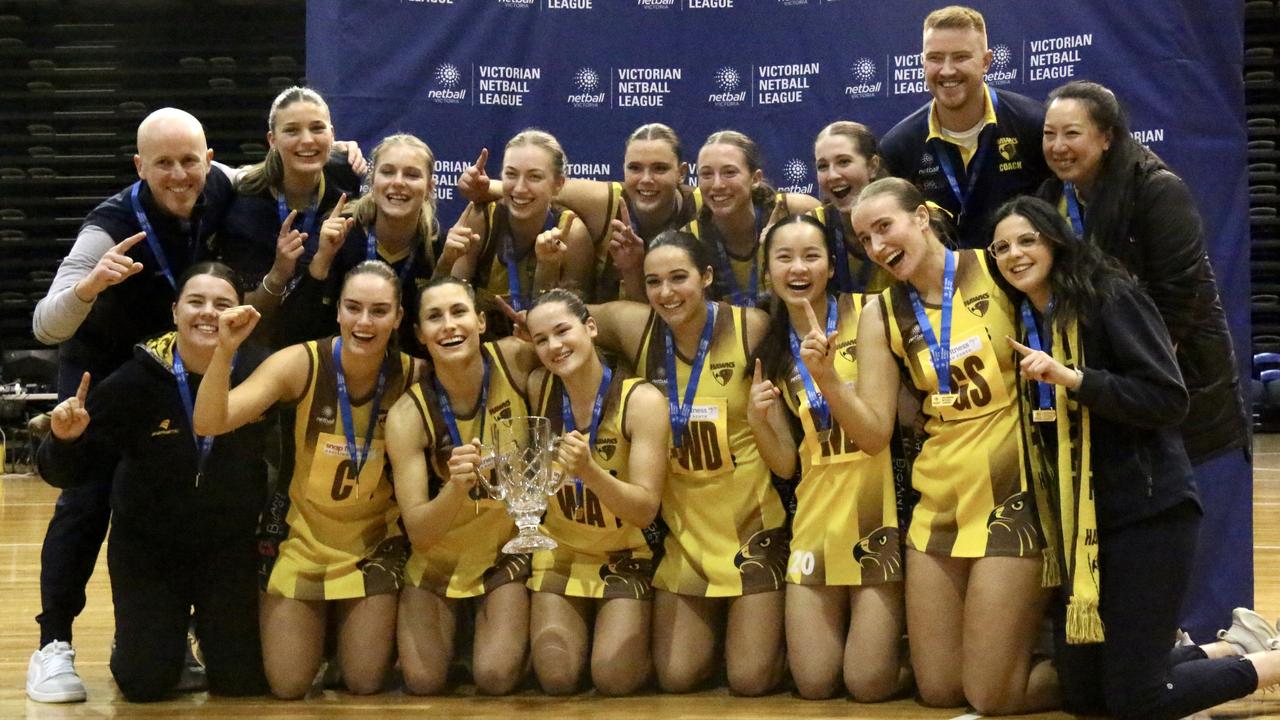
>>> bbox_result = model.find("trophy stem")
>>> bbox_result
[502,511,558,554]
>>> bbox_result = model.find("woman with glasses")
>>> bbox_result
[989,195,1279,720]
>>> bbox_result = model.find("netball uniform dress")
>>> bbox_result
[262,337,414,600]
[809,204,890,294]
[635,302,788,596]
[401,342,532,598]
[473,202,576,310]
[683,193,785,308]
[882,249,1041,558]
[782,294,902,587]
[594,183,700,301]
[527,370,655,600]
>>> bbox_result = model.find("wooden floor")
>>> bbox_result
[2,439,1280,719]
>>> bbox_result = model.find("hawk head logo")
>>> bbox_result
[838,342,857,364]
[597,440,617,461]
[965,293,990,317]
[998,136,1019,162]
[713,367,734,386]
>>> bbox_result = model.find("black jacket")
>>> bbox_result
[1070,280,1200,529]
[1038,152,1247,463]
[37,334,271,545]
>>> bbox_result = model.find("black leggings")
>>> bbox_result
[107,528,267,702]
[1055,500,1258,719]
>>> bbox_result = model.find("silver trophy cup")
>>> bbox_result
[478,415,561,554]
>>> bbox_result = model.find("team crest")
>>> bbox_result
[998,136,1019,161]
[987,491,1040,555]
[711,362,736,386]
[596,439,617,461]
[964,292,990,317]
[838,341,857,364]
[734,527,788,591]
[853,526,902,583]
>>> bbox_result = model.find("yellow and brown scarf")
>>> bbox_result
[1018,313,1104,644]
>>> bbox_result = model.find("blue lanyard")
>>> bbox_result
[1020,301,1055,413]
[908,251,957,396]
[365,225,419,286]
[561,366,613,509]
[828,210,854,294]
[664,302,717,448]
[172,347,221,487]
[1063,183,1085,237]
[130,181,191,292]
[503,209,557,312]
[436,354,490,446]
[332,338,388,482]
[789,295,838,433]
[929,87,1000,216]
[713,203,763,307]
[277,192,319,260]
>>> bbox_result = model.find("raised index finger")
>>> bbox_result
[474,147,488,170]
[115,231,147,253]
[75,371,91,403]
[329,193,348,220]
[618,198,631,228]
[753,358,764,385]
[803,296,820,332]
[1005,335,1034,357]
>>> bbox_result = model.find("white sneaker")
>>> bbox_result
[26,641,87,703]
[1216,607,1279,655]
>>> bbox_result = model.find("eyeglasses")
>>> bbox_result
[987,231,1041,259]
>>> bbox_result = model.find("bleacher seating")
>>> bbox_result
[0,0,305,355]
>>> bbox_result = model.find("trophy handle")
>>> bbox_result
[544,437,565,496]
[474,447,505,500]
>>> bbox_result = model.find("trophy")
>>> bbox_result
[478,415,562,554]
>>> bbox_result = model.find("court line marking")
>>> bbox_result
[949,714,982,720]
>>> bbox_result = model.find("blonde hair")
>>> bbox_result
[701,129,774,206]
[923,5,988,44]
[236,86,331,195]
[505,128,566,177]
[347,133,438,261]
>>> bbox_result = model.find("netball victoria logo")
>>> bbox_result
[844,57,882,99]
[568,67,606,107]
[708,66,746,107]
[778,158,813,194]
[985,43,1018,85]
[428,62,467,103]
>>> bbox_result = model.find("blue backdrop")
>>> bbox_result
[306,0,1252,638]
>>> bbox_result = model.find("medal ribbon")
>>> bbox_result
[1020,300,1055,413]
[503,209,557,312]
[929,87,1000,219]
[365,225,419,286]
[1063,182,1085,237]
[561,366,613,509]
[713,203,763,307]
[130,181,197,292]
[332,338,388,482]
[172,347,222,486]
[789,294,838,433]
[664,302,717,449]
[436,354,491,447]
[908,251,956,396]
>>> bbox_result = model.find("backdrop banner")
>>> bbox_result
[307,0,1252,639]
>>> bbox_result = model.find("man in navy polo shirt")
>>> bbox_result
[880,5,1050,248]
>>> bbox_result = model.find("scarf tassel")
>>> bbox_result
[1066,596,1106,645]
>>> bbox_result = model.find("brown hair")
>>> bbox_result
[236,86,331,195]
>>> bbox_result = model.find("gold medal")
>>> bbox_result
[1033,409,1057,423]
[932,393,959,408]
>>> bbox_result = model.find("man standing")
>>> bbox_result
[27,108,233,703]
[880,6,1050,248]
